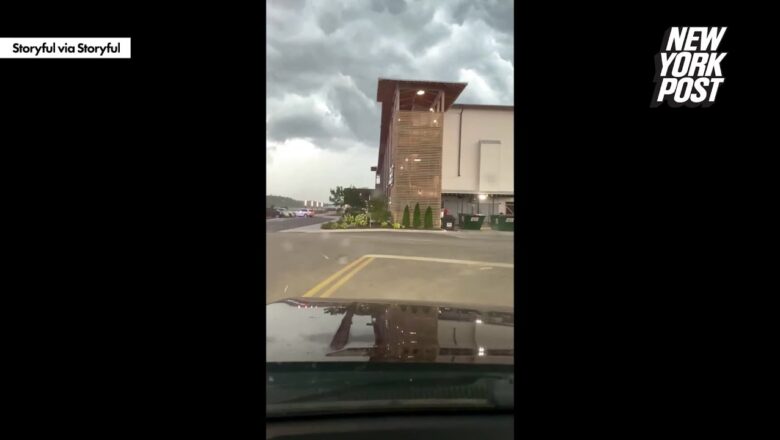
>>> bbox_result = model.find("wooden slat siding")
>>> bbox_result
[389,110,443,228]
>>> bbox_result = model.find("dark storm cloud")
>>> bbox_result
[450,0,513,35]
[268,0,306,10]
[326,83,378,145]
[408,20,453,56]
[370,0,407,15]
[267,0,514,150]
[268,111,335,143]
[317,11,340,35]
[480,1,514,35]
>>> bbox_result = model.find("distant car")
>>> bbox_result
[294,208,313,218]
[274,208,294,218]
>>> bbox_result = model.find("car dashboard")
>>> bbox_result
[266,412,513,439]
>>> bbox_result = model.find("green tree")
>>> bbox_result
[424,206,433,229]
[402,205,411,227]
[343,186,368,209]
[368,195,389,227]
[412,203,421,228]
[329,186,345,207]
[267,195,304,208]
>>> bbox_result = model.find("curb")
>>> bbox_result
[280,226,455,235]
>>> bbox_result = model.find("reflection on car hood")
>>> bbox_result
[267,298,513,365]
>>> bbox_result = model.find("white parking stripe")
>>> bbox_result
[362,254,513,268]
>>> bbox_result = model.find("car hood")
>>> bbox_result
[267,298,513,365]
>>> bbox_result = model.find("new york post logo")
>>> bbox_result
[651,27,727,108]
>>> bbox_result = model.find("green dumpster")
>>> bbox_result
[458,213,486,230]
[489,215,515,231]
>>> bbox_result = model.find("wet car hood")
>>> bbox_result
[267,298,513,365]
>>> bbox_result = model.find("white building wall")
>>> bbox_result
[441,107,514,194]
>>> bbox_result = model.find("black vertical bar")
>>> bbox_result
[458,109,463,176]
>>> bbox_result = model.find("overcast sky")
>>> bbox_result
[267,0,514,203]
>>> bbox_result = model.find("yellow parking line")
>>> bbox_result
[319,257,375,298]
[363,254,513,268]
[301,256,368,297]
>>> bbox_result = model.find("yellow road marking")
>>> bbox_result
[301,254,510,299]
[363,254,513,268]
[301,256,367,297]
[319,257,375,298]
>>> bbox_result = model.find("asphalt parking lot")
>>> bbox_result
[266,218,513,307]
[265,215,332,232]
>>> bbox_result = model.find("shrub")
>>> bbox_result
[321,222,337,230]
[354,213,368,227]
[392,222,401,229]
[424,206,433,229]
[338,222,348,229]
[380,221,388,228]
[402,206,411,228]
[412,203,421,228]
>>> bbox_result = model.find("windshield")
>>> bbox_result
[266,0,514,419]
